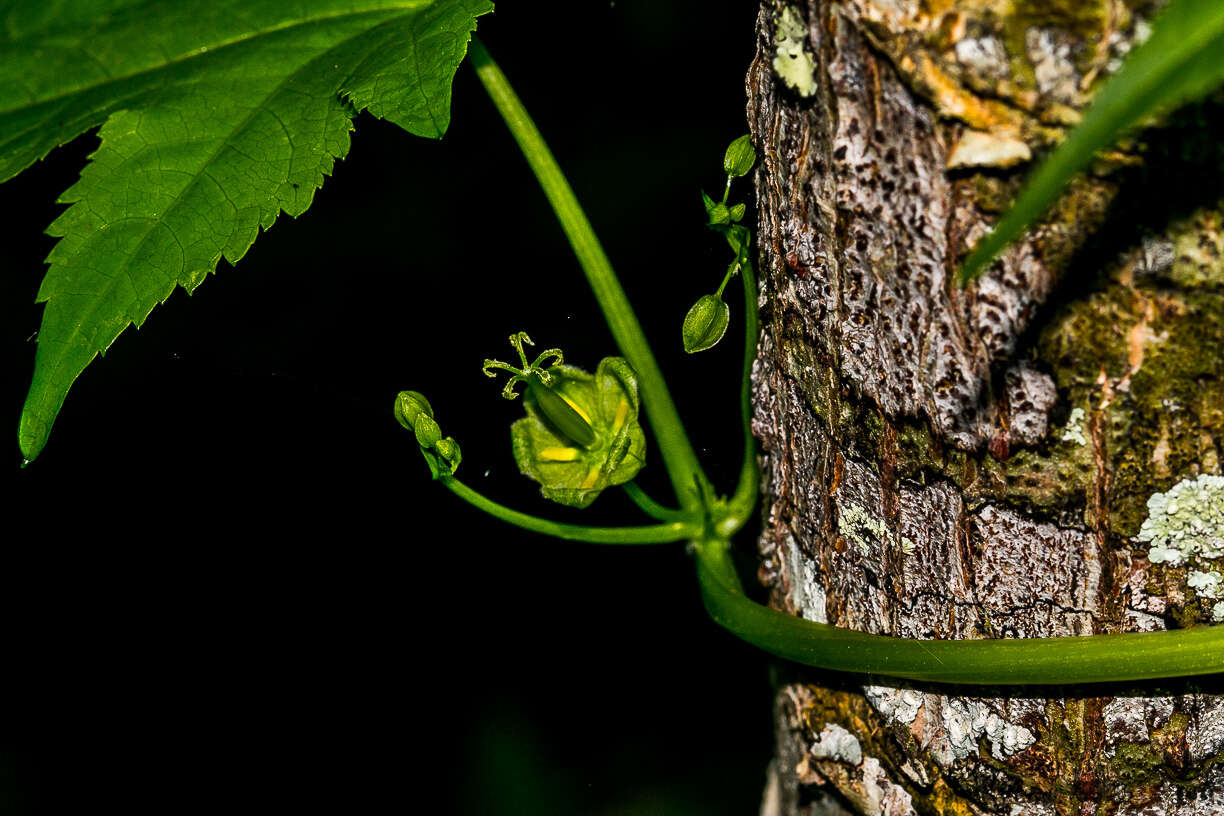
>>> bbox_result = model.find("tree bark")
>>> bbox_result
[747,2,1224,814]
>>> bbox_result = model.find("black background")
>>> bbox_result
[1,3,775,813]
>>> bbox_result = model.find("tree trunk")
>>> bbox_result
[746,2,1224,814]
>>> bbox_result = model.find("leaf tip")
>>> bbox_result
[18,411,50,464]
[957,240,995,287]
[957,261,981,287]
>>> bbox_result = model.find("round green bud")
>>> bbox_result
[723,134,756,178]
[682,293,731,354]
[729,203,746,222]
[706,202,731,226]
[394,390,434,431]
[413,413,443,448]
[435,437,462,473]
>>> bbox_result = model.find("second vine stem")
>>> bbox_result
[468,37,716,516]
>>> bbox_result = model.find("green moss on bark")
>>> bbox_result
[1112,742,1164,785]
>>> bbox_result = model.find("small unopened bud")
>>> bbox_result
[729,202,746,222]
[706,203,731,226]
[413,413,442,448]
[435,437,462,474]
[702,191,730,226]
[682,293,730,353]
[394,390,434,431]
[723,134,756,178]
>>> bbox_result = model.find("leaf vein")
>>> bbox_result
[0,3,427,116]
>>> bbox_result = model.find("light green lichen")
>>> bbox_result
[1059,407,1088,446]
[810,722,863,766]
[1188,570,1222,598]
[838,503,916,554]
[773,6,817,98]
[1137,474,1224,565]
[1188,571,1224,622]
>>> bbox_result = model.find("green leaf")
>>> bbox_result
[959,0,1224,284]
[4,0,493,460]
[511,358,647,509]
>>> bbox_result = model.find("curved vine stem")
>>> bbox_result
[719,249,760,537]
[622,481,693,523]
[469,38,709,513]
[443,477,698,544]
[696,540,1224,684]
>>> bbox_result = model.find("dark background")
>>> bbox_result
[1,3,775,813]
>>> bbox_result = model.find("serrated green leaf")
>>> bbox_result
[3,0,493,459]
[959,0,1224,284]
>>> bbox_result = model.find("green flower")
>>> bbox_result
[511,357,646,508]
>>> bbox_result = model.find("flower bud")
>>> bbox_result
[394,390,434,431]
[723,134,756,178]
[413,413,442,448]
[682,293,730,353]
[435,437,462,474]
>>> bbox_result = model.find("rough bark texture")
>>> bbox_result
[748,1,1224,814]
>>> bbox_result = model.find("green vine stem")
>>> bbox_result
[443,476,698,544]
[720,247,760,537]
[622,481,693,523]
[469,38,709,513]
[696,540,1224,684]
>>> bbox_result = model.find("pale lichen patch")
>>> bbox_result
[838,502,916,554]
[936,698,1036,766]
[800,713,917,815]
[787,531,829,623]
[773,6,817,97]
[954,35,1009,77]
[1137,474,1224,565]
[1025,27,1081,106]
[1188,569,1222,600]
[810,723,863,766]
[946,129,1031,169]
[864,685,925,726]
[1059,406,1088,446]
[857,756,916,816]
